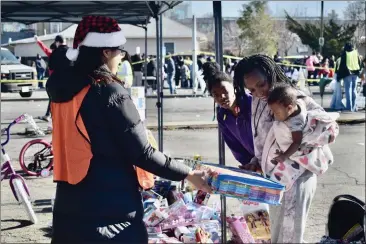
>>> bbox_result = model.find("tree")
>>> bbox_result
[286,11,358,57]
[344,1,366,46]
[237,1,278,56]
[223,19,246,56]
[274,19,299,56]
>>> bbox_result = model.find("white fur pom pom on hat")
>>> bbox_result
[66,48,79,61]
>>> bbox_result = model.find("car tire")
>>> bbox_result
[19,91,33,98]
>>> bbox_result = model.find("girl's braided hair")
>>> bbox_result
[202,62,233,94]
[233,54,294,96]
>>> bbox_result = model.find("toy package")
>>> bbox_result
[240,200,271,243]
[227,216,255,243]
[194,163,285,205]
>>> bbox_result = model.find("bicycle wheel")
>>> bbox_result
[13,178,38,224]
[19,139,53,176]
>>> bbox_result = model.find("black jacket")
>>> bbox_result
[48,45,70,72]
[47,69,190,221]
[147,60,156,77]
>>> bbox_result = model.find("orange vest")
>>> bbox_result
[52,85,155,189]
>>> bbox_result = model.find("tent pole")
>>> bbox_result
[155,15,163,152]
[159,15,164,152]
[144,25,148,120]
[213,1,226,243]
[144,25,148,89]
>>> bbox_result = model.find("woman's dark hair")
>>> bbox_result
[233,54,294,96]
[73,46,123,85]
[122,51,132,64]
[202,62,221,84]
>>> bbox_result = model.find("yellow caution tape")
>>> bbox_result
[1,79,47,83]
[130,50,334,72]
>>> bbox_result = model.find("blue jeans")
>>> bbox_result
[37,69,45,80]
[167,72,175,94]
[330,81,345,111]
[343,75,358,111]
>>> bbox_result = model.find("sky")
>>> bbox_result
[191,1,349,18]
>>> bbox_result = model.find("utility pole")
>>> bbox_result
[319,1,324,54]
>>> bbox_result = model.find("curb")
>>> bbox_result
[1,92,331,102]
[1,94,208,102]
[6,118,363,136]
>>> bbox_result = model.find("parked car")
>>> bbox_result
[1,47,37,97]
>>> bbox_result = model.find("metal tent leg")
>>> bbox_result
[159,14,164,152]
[155,15,163,152]
[213,1,227,243]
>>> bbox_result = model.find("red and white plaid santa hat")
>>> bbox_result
[66,16,126,61]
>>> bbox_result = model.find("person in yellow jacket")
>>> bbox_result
[117,50,133,88]
[336,42,362,111]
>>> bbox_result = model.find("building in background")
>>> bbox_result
[5,16,206,59]
[163,2,192,20]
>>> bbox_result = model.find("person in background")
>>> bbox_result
[117,50,133,88]
[35,54,46,81]
[202,62,254,167]
[336,42,362,112]
[330,54,345,111]
[48,35,69,72]
[230,61,238,78]
[146,56,156,77]
[234,54,323,243]
[35,35,57,122]
[48,16,211,243]
[132,53,143,86]
[180,60,189,88]
[174,56,182,88]
[306,51,320,79]
[165,52,176,94]
[192,57,207,96]
[319,57,330,78]
[361,57,366,97]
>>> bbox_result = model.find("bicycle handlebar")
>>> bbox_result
[1,114,45,147]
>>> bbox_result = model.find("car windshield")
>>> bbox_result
[1,49,20,65]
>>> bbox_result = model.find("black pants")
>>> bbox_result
[45,99,51,116]
[51,213,148,244]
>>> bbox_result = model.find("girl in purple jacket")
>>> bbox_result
[202,62,254,167]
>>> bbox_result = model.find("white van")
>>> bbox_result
[1,47,37,97]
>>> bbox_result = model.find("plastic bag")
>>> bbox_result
[136,129,157,190]
[356,89,365,110]
[329,78,337,91]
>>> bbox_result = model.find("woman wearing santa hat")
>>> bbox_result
[47,16,211,243]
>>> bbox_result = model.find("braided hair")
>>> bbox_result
[233,54,294,96]
[202,62,220,82]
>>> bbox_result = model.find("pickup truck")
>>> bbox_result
[1,47,38,97]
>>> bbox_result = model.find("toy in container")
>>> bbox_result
[244,210,271,243]
[227,216,255,243]
[160,237,183,243]
[143,208,168,227]
[195,227,213,243]
[174,226,191,241]
[193,189,211,205]
[194,163,285,205]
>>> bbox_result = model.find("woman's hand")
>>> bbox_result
[239,163,261,173]
[186,170,212,194]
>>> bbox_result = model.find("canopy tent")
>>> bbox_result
[1,1,227,242]
[1,1,181,26]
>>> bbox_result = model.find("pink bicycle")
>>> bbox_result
[19,139,53,177]
[1,114,44,224]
